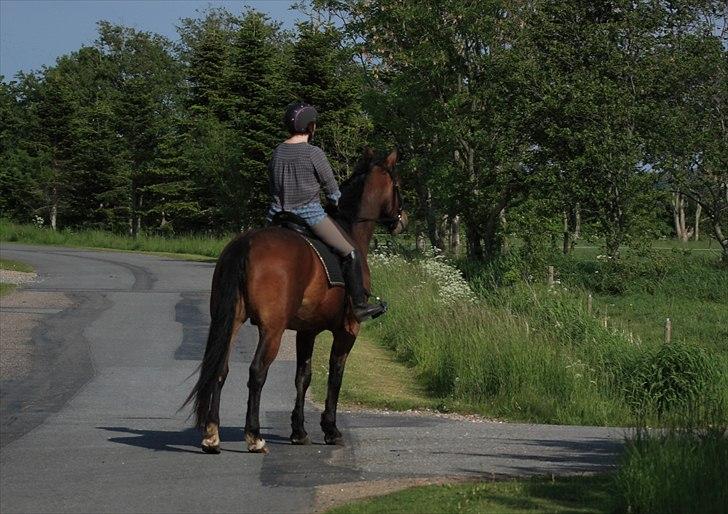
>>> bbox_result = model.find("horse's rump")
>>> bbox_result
[243,227,347,329]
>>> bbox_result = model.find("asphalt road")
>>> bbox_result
[0,244,625,513]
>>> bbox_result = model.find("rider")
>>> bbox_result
[267,101,385,322]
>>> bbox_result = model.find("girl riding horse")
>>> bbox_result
[184,103,406,453]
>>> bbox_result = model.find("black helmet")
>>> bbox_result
[283,102,318,134]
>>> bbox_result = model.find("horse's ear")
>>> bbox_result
[384,148,398,170]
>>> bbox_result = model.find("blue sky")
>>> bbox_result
[0,0,303,80]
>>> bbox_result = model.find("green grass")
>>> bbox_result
[0,219,228,258]
[0,283,16,296]
[556,248,728,352]
[615,425,728,514]
[311,332,441,411]
[0,258,34,273]
[326,475,615,514]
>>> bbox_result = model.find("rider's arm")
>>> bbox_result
[311,147,341,205]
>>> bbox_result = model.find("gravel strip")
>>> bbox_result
[0,270,37,285]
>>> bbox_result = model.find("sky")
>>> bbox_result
[0,0,303,80]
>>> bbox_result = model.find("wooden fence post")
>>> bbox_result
[548,266,555,287]
[587,294,593,315]
[665,318,672,344]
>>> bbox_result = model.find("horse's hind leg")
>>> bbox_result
[201,363,229,454]
[321,328,356,445]
[244,325,284,453]
[201,302,245,454]
[290,331,316,445]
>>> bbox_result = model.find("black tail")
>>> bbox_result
[182,236,250,428]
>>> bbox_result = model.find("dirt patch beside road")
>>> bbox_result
[0,290,72,380]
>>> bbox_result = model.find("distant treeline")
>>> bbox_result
[1,1,726,262]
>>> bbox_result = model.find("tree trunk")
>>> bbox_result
[50,189,58,231]
[672,192,683,241]
[714,220,728,265]
[562,204,581,254]
[499,209,509,253]
[449,215,461,256]
[694,204,701,241]
[466,223,483,260]
[672,192,695,242]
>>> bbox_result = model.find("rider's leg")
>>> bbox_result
[310,216,385,321]
[309,216,354,256]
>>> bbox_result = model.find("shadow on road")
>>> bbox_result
[98,425,290,454]
[443,436,623,476]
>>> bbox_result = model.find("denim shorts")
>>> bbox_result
[267,201,327,226]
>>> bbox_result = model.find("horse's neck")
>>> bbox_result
[343,187,380,257]
[350,221,376,257]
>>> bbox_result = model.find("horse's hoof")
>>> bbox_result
[246,434,268,453]
[324,435,344,446]
[290,434,311,445]
[201,443,221,454]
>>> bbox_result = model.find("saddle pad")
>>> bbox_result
[301,235,345,287]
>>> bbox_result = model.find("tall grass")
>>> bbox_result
[615,421,728,514]
[0,219,229,258]
[366,251,727,426]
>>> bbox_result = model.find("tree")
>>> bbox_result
[287,21,371,178]
[95,21,183,236]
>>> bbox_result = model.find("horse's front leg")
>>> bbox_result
[321,328,356,445]
[290,331,316,445]
[244,327,283,453]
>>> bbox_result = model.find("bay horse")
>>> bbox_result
[183,148,406,454]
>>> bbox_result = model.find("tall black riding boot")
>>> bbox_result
[342,250,386,322]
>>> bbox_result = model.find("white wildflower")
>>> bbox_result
[419,251,476,305]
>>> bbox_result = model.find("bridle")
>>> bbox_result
[353,167,404,233]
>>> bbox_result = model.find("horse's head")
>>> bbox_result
[356,148,408,235]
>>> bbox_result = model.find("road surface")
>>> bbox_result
[0,244,624,513]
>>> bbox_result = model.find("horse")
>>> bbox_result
[183,148,407,454]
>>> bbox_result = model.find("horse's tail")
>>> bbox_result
[182,235,250,428]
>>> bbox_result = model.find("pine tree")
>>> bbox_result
[287,22,371,178]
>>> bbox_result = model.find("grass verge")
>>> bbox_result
[0,258,34,273]
[311,332,440,412]
[326,475,615,514]
[0,283,16,296]
[1,219,227,258]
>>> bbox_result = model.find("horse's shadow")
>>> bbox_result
[97,426,288,454]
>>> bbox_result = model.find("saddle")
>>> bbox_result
[270,211,345,287]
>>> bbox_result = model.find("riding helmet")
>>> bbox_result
[283,101,318,134]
